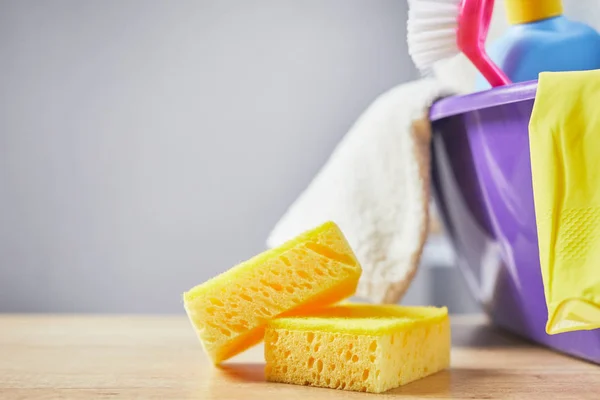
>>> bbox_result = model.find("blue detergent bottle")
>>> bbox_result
[476,0,600,90]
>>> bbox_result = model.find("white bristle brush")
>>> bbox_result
[407,0,510,87]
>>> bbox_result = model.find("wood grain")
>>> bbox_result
[1,315,599,399]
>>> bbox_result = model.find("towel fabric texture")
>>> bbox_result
[267,78,452,304]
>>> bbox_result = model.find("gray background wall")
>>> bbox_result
[1,0,478,313]
[0,0,600,313]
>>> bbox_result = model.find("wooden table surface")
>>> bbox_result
[1,315,599,399]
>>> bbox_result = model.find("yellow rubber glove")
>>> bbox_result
[529,70,600,335]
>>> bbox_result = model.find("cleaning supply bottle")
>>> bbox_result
[476,0,600,90]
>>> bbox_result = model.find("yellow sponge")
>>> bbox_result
[265,305,450,393]
[183,221,362,364]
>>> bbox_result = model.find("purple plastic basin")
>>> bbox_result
[430,80,600,364]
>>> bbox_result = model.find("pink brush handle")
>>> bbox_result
[458,0,511,87]
[472,50,511,87]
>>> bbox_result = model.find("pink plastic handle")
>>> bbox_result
[458,0,511,87]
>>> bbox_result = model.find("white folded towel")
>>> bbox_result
[267,78,453,303]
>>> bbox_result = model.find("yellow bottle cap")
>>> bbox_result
[504,0,563,25]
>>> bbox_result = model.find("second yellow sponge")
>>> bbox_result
[265,304,450,393]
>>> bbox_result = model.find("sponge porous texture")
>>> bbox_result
[183,221,362,364]
[265,304,450,393]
